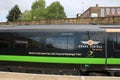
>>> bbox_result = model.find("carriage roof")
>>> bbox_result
[0,24,120,32]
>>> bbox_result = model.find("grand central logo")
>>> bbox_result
[81,40,100,46]
[78,40,103,49]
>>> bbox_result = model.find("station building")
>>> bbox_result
[79,4,120,18]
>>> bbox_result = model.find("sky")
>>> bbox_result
[0,0,120,22]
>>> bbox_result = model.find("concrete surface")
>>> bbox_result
[0,71,120,80]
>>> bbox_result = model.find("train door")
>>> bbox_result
[106,30,120,70]
[77,31,105,58]
[87,31,105,58]
[77,31,106,71]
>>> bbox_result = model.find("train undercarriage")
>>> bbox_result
[0,61,119,76]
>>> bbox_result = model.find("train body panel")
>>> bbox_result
[0,25,120,76]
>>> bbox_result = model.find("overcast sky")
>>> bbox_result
[0,0,120,22]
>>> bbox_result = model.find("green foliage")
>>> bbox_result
[31,0,46,20]
[6,5,21,22]
[19,0,66,21]
[31,8,47,20]
[31,0,45,10]
[46,1,66,19]
[18,10,32,21]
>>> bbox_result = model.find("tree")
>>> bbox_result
[18,0,67,21]
[46,1,66,19]
[18,10,32,21]
[31,0,45,10]
[31,0,47,20]
[6,5,21,22]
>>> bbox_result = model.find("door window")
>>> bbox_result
[114,33,120,50]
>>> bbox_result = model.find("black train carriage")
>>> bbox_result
[0,24,120,76]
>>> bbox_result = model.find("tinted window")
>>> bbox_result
[46,36,74,50]
[114,33,120,50]
[15,37,28,49]
[80,32,104,43]
[46,36,67,49]
[0,37,10,48]
[68,36,74,49]
[27,37,41,49]
[90,32,104,43]
[15,37,41,49]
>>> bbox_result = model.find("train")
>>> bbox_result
[0,24,120,76]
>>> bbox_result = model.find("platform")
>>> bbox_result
[0,71,120,80]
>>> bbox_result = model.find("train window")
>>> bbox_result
[15,37,41,49]
[46,36,67,49]
[27,37,41,49]
[68,36,74,50]
[89,32,104,43]
[114,33,120,50]
[0,37,10,48]
[46,36,74,50]
[15,37,28,49]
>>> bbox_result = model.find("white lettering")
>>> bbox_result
[29,52,82,56]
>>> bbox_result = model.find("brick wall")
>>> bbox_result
[0,17,120,26]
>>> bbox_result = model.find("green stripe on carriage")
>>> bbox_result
[107,58,120,64]
[0,55,119,64]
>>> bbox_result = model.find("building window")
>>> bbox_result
[111,8,116,15]
[117,8,120,15]
[114,33,120,50]
[91,13,98,17]
[106,8,110,16]
[101,8,105,17]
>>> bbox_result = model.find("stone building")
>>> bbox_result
[80,4,120,18]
